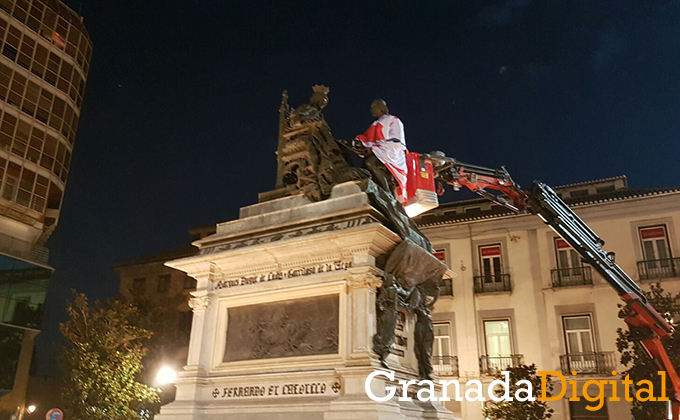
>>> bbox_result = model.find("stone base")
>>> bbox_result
[159,182,458,420]
[156,366,457,420]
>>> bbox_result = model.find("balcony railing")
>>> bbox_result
[432,356,459,377]
[0,231,50,266]
[560,352,616,375]
[480,354,524,375]
[551,267,593,288]
[474,274,511,294]
[637,258,680,281]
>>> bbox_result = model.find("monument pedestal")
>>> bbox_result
[157,182,456,420]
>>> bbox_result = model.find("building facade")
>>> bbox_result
[117,176,679,420]
[0,0,90,418]
[417,176,680,419]
[113,226,213,406]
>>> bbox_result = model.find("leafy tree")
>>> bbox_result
[0,326,23,390]
[120,291,192,415]
[122,291,191,383]
[59,291,159,420]
[616,283,680,420]
[483,363,554,420]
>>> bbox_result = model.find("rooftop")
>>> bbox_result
[415,175,680,227]
[114,176,680,268]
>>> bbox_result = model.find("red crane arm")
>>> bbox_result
[424,152,680,417]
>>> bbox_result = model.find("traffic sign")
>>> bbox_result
[46,408,63,420]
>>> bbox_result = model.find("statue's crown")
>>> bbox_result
[312,84,330,94]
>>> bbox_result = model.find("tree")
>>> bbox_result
[0,326,23,390]
[482,363,554,420]
[122,291,191,384]
[59,291,159,420]
[616,282,680,420]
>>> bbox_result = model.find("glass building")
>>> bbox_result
[0,0,90,417]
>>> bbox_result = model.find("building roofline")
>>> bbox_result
[114,244,198,270]
[551,175,627,189]
[417,186,680,227]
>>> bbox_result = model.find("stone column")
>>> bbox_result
[347,268,383,365]
[181,273,212,380]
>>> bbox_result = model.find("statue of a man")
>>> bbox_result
[354,99,407,199]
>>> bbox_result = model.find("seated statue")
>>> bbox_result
[276,86,447,378]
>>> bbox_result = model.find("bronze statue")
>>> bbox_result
[272,87,447,378]
[275,85,366,201]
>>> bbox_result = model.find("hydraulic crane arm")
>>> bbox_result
[424,152,680,417]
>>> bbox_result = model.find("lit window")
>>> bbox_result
[484,319,511,357]
[563,315,597,374]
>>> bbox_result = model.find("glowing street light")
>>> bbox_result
[156,366,177,385]
[26,405,36,414]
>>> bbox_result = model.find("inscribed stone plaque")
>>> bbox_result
[223,294,339,362]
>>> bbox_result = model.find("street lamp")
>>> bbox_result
[156,366,177,385]
[26,406,36,414]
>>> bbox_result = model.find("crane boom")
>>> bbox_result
[423,152,680,418]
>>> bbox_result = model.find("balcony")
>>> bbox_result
[480,354,524,375]
[474,274,511,294]
[432,356,459,376]
[551,267,593,288]
[0,232,50,266]
[560,352,616,375]
[637,258,680,281]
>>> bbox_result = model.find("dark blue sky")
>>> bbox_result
[35,0,680,373]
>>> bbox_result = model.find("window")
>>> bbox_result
[638,225,676,279]
[484,319,511,357]
[157,275,171,293]
[479,244,503,283]
[556,239,581,271]
[432,323,457,375]
[563,315,597,373]
[596,185,615,194]
[553,238,592,287]
[465,206,481,214]
[433,248,453,296]
[569,399,609,419]
[433,323,452,358]
[183,276,197,290]
[640,225,671,262]
[132,278,146,292]
[483,319,513,374]
[569,189,589,197]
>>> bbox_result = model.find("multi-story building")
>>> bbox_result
[113,226,213,404]
[0,0,90,418]
[417,176,680,419]
[117,176,679,420]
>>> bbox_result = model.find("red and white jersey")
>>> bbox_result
[356,114,407,199]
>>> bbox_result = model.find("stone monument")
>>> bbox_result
[155,87,456,420]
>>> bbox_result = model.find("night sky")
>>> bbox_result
[35,0,680,374]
